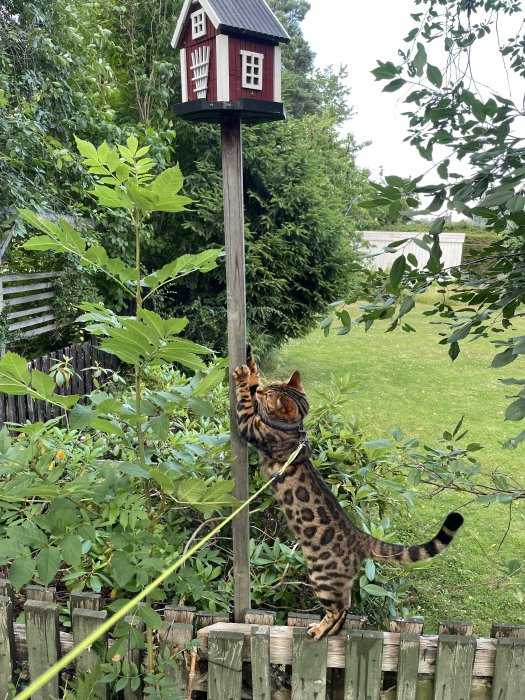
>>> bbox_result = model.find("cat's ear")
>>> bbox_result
[287,371,303,391]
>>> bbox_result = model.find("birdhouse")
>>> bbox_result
[171,0,290,123]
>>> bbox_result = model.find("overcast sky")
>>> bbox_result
[301,0,524,181]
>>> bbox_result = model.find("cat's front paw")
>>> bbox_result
[233,365,250,382]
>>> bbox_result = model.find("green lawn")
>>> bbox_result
[273,304,525,635]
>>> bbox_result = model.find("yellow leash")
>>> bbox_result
[13,442,304,700]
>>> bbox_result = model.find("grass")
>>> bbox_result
[271,302,525,635]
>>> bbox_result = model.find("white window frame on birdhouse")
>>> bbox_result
[191,8,206,39]
[240,50,264,90]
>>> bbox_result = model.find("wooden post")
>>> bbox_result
[0,595,15,700]
[208,630,244,700]
[25,600,61,700]
[250,626,272,700]
[291,627,328,700]
[72,608,109,700]
[221,113,251,621]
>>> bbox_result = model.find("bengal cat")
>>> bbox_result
[233,347,464,640]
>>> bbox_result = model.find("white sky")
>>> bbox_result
[301,0,524,181]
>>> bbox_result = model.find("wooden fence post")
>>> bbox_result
[251,626,271,700]
[208,630,244,700]
[221,113,251,623]
[72,607,109,699]
[291,627,328,700]
[0,595,15,700]
[433,634,476,700]
[344,629,383,700]
[25,599,61,700]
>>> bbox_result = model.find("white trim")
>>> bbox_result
[273,45,281,102]
[240,50,264,90]
[171,0,220,49]
[190,45,211,98]
[190,8,206,39]
[180,48,188,102]
[215,34,230,101]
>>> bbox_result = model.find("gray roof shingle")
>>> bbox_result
[210,0,290,43]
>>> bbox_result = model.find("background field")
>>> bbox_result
[274,302,525,635]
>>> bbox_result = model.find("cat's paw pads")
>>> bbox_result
[233,365,250,382]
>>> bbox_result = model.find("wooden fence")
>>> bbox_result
[0,339,119,427]
[1,581,524,700]
[0,271,63,347]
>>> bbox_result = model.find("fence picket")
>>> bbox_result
[160,620,193,694]
[0,596,15,700]
[25,600,61,700]
[208,630,244,700]
[433,634,476,700]
[291,627,328,700]
[251,626,271,700]
[492,637,525,700]
[72,608,109,699]
[344,629,383,700]
[70,591,101,611]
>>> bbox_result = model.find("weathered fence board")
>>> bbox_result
[25,600,61,700]
[251,626,272,700]
[291,627,328,700]
[492,637,525,700]
[0,596,15,700]
[208,631,244,700]
[0,338,119,427]
[72,608,109,700]
[344,629,383,700]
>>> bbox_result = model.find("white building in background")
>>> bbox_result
[360,231,465,270]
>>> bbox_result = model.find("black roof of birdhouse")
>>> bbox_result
[171,0,291,49]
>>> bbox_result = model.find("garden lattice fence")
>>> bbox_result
[1,581,524,699]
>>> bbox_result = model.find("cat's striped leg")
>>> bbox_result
[246,344,260,397]
[307,603,348,640]
[233,364,264,443]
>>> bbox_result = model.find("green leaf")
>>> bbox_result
[148,165,192,212]
[136,604,163,630]
[192,365,227,397]
[399,296,415,317]
[148,414,171,441]
[111,550,133,588]
[149,468,175,495]
[363,583,394,598]
[31,369,55,398]
[383,78,406,92]
[60,534,83,568]
[91,185,133,210]
[9,557,35,591]
[364,559,376,581]
[492,348,517,369]
[188,397,215,417]
[371,61,398,80]
[389,255,406,288]
[505,398,525,422]
[35,547,62,586]
[413,42,427,77]
[447,323,472,344]
[177,478,206,505]
[448,341,460,361]
[426,64,442,87]
[75,135,98,160]
[0,352,31,395]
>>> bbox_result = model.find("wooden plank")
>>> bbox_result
[70,591,101,611]
[291,627,327,700]
[395,632,420,700]
[287,612,320,627]
[195,610,230,632]
[4,291,55,307]
[491,637,525,700]
[25,600,61,700]
[7,305,52,320]
[196,622,499,676]
[26,585,56,602]
[160,621,193,694]
[0,596,15,699]
[0,580,14,603]
[244,609,276,626]
[438,620,473,636]
[221,114,250,622]
[72,608,109,699]
[2,272,61,282]
[251,626,272,700]
[433,634,476,700]
[390,618,424,634]
[491,623,525,639]
[3,282,54,295]
[208,630,244,700]
[20,322,57,338]
[165,605,197,625]
[344,629,383,700]
[332,615,369,700]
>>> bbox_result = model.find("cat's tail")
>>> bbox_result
[366,512,464,563]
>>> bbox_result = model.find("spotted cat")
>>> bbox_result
[233,347,464,639]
